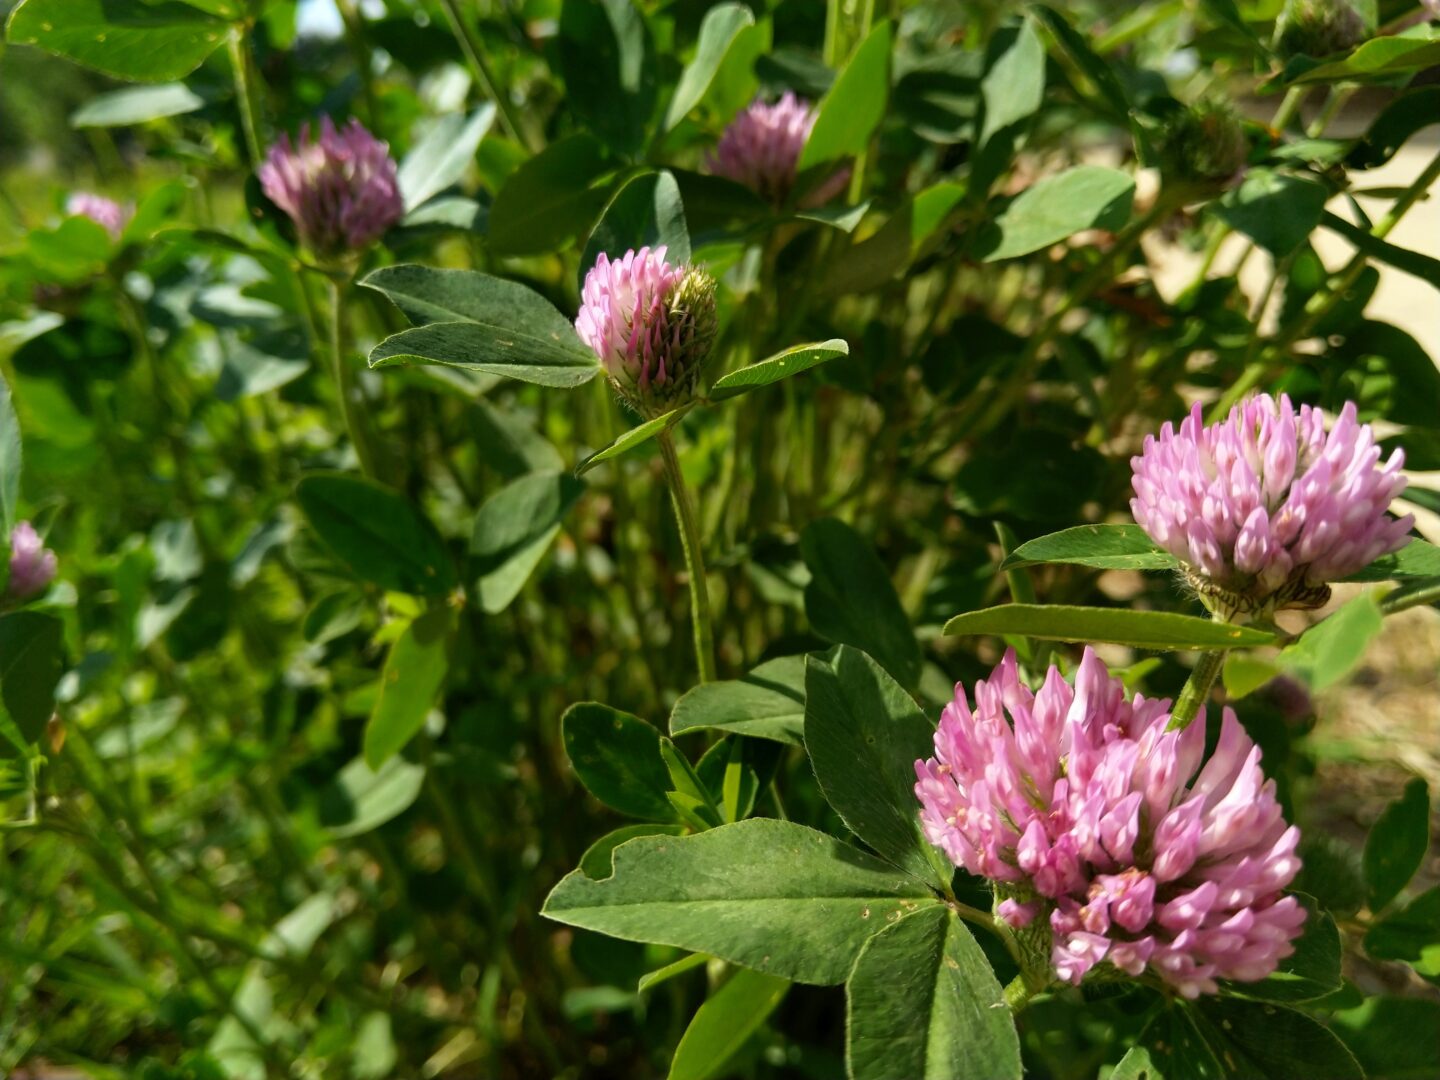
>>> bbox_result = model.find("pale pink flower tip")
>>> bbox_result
[1130,394,1411,615]
[66,192,130,241]
[915,648,1307,998]
[706,92,850,206]
[8,521,57,600]
[575,246,717,416]
[258,116,403,258]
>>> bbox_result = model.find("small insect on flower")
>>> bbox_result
[8,521,57,601]
[916,649,1307,999]
[258,116,404,261]
[575,246,717,418]
[66,193,131,241]
[706,92,850,207]
[1130,394,1412,619]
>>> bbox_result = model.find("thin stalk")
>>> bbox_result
[325,276,379,479]
[1269,85,1307,135]
[657,430,717,684]
[227,28,265,168]
[1168,649,1226,730]
[437,0,537,152]
[1380,580,1440,616]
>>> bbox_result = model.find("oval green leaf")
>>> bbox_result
[1000,524,1178,571]
[542,819,941,985]
[562,702,674,822]
[576,407,690,476]
[295,473,456,596]
[943,605,1277,650]
[708,339,849,401]
[847,906,1020,1080]
[669,655,807,745]
[669,966,789,1080]
[799,21,892,171]
[364,606,452,768]
[470,471,585,613]
[7,0,228,82]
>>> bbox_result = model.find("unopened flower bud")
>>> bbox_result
[575,247,718,418]
[66,192,130,240]
[8,521,57,600]
[1275,0,1367,59]
[1157,102,1249,192]
[258,116,404,260]
[1130,394,1412,621]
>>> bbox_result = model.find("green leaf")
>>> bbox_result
[1321,211,1440,291]
[669,655,806,745]
[6,0,228,81]
[319,753,426,839]
[1031,6,1133,122]
[1332,996,1440,1080]
[580,824,687,879]
[1363,777,1430,912]
[1135,1007,1220,1080]
[0,611,64,743]
[799,20,892,170]
[708,340,849,402]
[362,265,572,335]
[1365,885,1440,975]
[469,471,584,613]
[801,518,922,688]
[542,819,941,985]
[664,3,756,131]
[1276,592,1383,692]
[804,647,949,888]
[396,106,496,211]
[369,322,600,388]
[576,408,690,476]
[1348,87,1440,169]
[638,951,708,994]
[1000,524,1177,571]
[659,737,722,828]
[1192,999,1364,1080]
[980,166,1134,261]
[1213,170,1329,258]
[580,170,691,288]
[669,967,789,1080]
[70,82,206,127]
[295,473,455,597]
[556,0,654,157]
[470,398,565,479]
[487,132,615,256]
[943,605,1276,650]
[363,606,451,768]
[0,371,20,534]
[1111,1046,1165,1080]
[972,19,1046,194]
[1223,895,1341,1003]
[820,183,966,296]
[1342,538,1434,584]
[562,702,674,821]
[1292,25,1440,84]
[846,906,1020,1080]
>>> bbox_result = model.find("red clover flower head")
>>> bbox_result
[66,192,130,240]
[916,648,1306,999]
[1130,394,1412,619]
[706,92,850,206]
[575,246,717,417]
[258,116,404,260]
[8,521,57,601]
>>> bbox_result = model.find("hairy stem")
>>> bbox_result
[658,430,717,684]
[325,276,379,479]
[1168,649,1226,730]
[227,28,264,168]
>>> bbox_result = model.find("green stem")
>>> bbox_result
[1002,973,1041,1014]
[325,276,379,479]
[1269,85,1307,135]
[1168,649,1226,731]
[1380,580,1440,616]
[437,0,538,152]
[657,430,717,684]
[227,27,265,168]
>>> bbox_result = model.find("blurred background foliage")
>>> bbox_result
[0,0,1437,1076]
